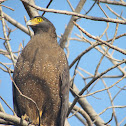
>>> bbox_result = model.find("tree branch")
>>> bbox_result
[69,102,93,126]
[73,21,126,55]
[0,12,33,35]
[68,59,126,125]
[0,6,16,66]
[21,0,126,24]
[21,0,39,18]
[0,112,34,126]
[69,79,106,126]
[98,0,126,6]
[59,0,86,48]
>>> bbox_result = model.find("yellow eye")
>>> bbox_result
[30,17,43,25]
[37,18,43,22]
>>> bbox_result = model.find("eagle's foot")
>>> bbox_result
[32,111,43,126]
[21,114,32,125]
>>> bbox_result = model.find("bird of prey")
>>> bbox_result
[13,16,69,126]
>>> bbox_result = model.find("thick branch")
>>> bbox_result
[0,12,33,35]
[59,0,86,48]
[0,112,34,126]
[68,59,126,125]
[21,0,39,18]
[21,0,126,24]
[69,103,93,126]
[69,80,106,126]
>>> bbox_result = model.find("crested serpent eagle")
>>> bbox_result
[13,16,69,126]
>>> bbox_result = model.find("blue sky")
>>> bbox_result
[0,0,126,125]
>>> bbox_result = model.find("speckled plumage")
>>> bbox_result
[13,16,69,126]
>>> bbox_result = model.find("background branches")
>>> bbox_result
[0,0,126,126]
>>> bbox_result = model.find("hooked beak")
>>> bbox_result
[26,20,33,26]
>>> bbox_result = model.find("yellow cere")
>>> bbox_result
[31,17,43,25]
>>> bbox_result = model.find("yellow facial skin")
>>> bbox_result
[26,17,43,26]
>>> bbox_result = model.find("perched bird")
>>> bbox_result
[13,16,69,126]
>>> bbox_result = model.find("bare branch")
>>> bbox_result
[98,0,126,6]
[42,0,53,16]
[69,79,106,126]
[21,0,126,24]
[69,102,93,126]
[102,79,118,125]
[73,21,126,55]
[70,110,87,125]
[99,105,126,116]
[21,0,39,18]
[0,4,14,11]
[0,112,34,126]
[68,59,126,118]
[107,33,126,42]
[0,103,5,113]
[0,1,126,126]
[0,6,16,66]
[59,0,86,48]
[83,75,126,97]
[69,42,100,69]
[0,12,33,35]
[0,62,14,73]
[66,0,75,12]
[0,96,16,116]
[106,5,126,21]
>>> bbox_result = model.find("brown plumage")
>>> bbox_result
[13,16,69,126]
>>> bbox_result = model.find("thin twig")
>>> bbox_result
[83,75,126,98]
[0,96,16,116]
[0,37,10,40]
[24,16,32,37]
[42,0,53,16]
[66,0,75,12]
[69,103,93,126]
[101,79,118,125]
[0,12,34,36]
[0,103,5,113]
[0,62,14,73]
[85,0,97,15]
[73,21,126,55]
[98,105,126,116]
[106,5,126,21]
[67,59,126,116]
[112,84,126,102]
[0,4,14,11]
[104,113,114,125]
[8,70,41,126]
[0,6,16,66]
[71,59,80,88]
[69,42,100,69]
[70,110,87,125]
[107,33,126,42]
[119,117,126,125]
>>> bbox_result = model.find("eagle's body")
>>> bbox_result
[13,16,69,126]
